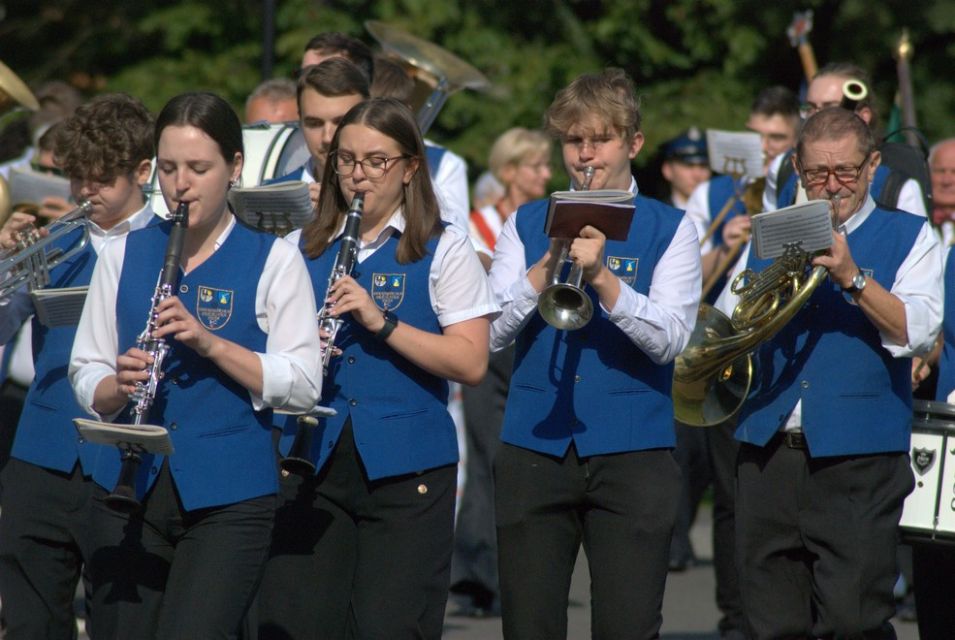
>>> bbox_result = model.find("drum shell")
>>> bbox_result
[900,399,955,544]
[148,122,308,216]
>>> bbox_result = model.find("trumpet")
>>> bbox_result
[281,192,364,476]
[840,79,868,111]
[538,166,596,331]
[0,200,93,301]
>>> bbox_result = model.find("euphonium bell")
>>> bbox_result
[538,166,596,331]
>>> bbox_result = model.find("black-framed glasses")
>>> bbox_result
[30,161,65,178]
[331,152,410,178]
[799,155,873,188]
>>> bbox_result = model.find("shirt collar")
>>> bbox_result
[835,193,875,236]
[569,176,639,195]
[332,207,405,247]
[87,202,155,237]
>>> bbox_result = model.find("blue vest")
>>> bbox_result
[737,207,925,455]
[11,227,99,474]
[279,231,456,480]
[705,175,747,304]
[777,154,893,210]
[936,246,955,402]
[424,143,447,179]
[501,195,684,457]
[266,164,308,185]
[95,220,277,511]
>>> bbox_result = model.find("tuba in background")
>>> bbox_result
[0,59,40,227]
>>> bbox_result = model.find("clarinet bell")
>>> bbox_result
[104,449,143,514]
[280,415,319,476]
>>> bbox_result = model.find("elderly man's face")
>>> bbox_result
[931,141,955,212]
[795,134,880,225]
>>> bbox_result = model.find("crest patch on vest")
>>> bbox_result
[196,286,233,330]
[371,273,405,310]
[606,256,639,285]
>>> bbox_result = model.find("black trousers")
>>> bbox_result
[0,459,92,640]
[911,542,955,640]
[86,462,275,640]
[494,443,680,640]
[736,436,913,639]
[257,421,457,640]
[449,345,513,604]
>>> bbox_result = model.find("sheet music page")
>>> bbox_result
[30,286,88,327]
[751,200,833,260]
[228,181,314,230]
[74,418,174,455]
[705,130,763,181]
[8,167,72,205]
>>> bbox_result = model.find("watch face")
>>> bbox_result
[853,273,866,289]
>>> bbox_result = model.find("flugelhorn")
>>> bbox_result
[538,166,596,331]
[0,200,93,301]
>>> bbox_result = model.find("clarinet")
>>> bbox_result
[106,201,189,513]
[281,192,364,476]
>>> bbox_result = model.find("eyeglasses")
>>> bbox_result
[799,155,872,188]
[30,161,65,178]
[331,152,410,178]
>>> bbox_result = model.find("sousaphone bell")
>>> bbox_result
[365,20,490,134]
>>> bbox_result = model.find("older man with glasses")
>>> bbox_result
[714,106,943,639]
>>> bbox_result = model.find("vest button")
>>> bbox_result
[575,375,582,383]
[801,380,810,389]
[349,399,358,407]
[328,440,334,449]
[347,356,356,364]
[150,466,159,475]
[77,437,85,444]
[170,423,177,430]
[179,284,189,294]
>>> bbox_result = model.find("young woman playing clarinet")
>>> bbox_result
[257,97,497,640]
[68,92,322,638]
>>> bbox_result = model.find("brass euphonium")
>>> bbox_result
[672,199,837,427]
[538,166,596,331]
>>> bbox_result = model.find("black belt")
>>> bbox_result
[0,378,29,401]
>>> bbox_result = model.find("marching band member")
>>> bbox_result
[0,93,155,638]
[488,68,702,638]
[257,97,497,640]
[68,92,321,638]
[716,107,942,639]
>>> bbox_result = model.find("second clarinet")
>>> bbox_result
[280,192,364,476]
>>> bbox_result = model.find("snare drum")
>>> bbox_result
[148,122,308,216]
[900,399,955,542]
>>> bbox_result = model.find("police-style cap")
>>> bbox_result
[661,127,708,164]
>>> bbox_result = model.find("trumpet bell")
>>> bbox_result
[673,304,752,427]
[538,283,594,331]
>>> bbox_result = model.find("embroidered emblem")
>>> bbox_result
[606,256,639,285]
[195,286,233,330]
[912,447,936,476]
[371,273,405,310]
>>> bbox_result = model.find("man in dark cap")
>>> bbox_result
[661,127,711,209]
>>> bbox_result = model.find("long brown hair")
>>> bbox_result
[302,97,442,263]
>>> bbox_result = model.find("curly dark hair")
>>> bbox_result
[54,93,154,183]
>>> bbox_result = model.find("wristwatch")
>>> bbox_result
[375,310,398,341]
[843,270,867,294]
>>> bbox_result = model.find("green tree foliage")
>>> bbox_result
[1,0,953,188]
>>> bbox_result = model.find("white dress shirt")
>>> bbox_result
[487,178,702,365]
[287,208,499,328]
[428,142,470,234]
[69,214,323,419]
[684,180,716,253]
[0,203,157,345]
[715,194,944,429]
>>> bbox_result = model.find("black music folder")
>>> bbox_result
[544,189,634,240]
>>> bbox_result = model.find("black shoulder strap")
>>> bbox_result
[877,171,905,210]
